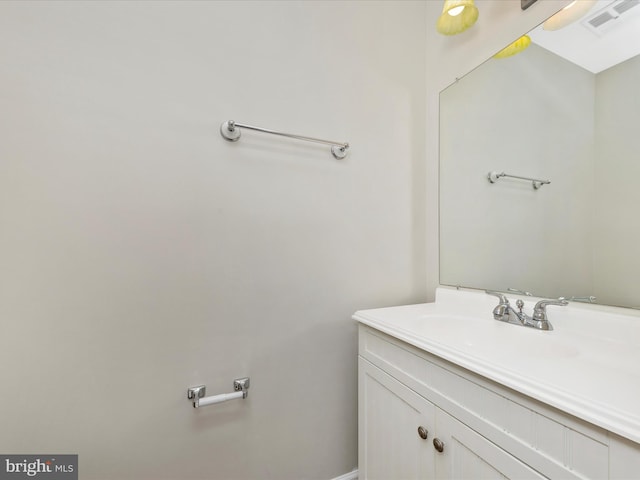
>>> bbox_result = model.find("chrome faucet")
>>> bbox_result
[486,291,568,331]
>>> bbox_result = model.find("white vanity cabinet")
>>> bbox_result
[358,324,628,480]
[359,357,544,479]
[359,358,435,479]
[434,406,545,479]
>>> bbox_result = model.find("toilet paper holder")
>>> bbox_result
[187,377,250,408]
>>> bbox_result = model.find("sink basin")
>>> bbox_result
[387,311,582,363]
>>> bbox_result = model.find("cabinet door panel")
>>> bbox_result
[435,409,547,480]
[359,358,435,480]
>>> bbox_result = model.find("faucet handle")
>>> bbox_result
[532,298,568,321]
[485,290,509,304]
[486,291,511,321]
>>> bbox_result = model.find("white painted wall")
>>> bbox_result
[0,1,427,478]
[425,0,573,300]
[439,44,595,299]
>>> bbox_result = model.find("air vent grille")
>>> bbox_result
[614,0,639,15]
[588,11,616,28]
[582,0,640,35]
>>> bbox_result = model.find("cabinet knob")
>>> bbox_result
[417,426,428,440]
[433,438,445,453]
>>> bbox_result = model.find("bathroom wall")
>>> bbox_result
[593,53,640,307]
[439,44,595,298]
[424,0,573,300]
[0,2,427,478]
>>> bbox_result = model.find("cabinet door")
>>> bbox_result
[359,357,435,480]
[434,409,547,480]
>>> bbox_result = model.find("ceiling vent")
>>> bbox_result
[582,0,640,35]
[614,0,640,14]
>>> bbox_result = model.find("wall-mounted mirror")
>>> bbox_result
[439,0,640,309]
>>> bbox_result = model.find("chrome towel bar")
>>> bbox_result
[487,171,550,190]
[220,120,349,159]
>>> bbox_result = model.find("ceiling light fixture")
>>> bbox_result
[436,0,479,36]
[543,0,598,30]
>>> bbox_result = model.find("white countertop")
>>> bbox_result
[354,287,640,444]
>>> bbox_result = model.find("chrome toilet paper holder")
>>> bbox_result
[187,377,250,408]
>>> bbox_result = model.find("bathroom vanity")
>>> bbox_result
[355,287,640,479]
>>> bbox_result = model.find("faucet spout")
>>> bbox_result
[505,303,528,326]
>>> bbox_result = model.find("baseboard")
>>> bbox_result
[331,469,358,480]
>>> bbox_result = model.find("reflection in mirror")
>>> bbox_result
[439,0,640,309]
